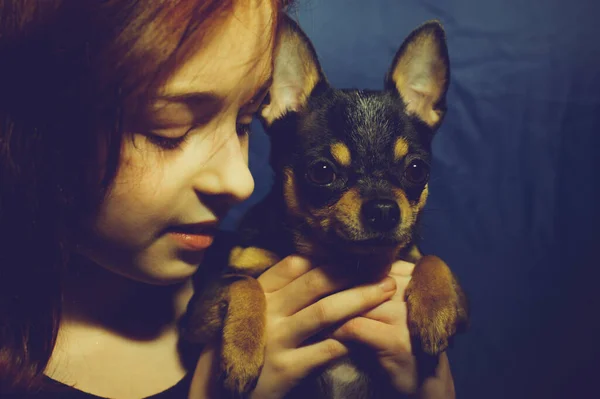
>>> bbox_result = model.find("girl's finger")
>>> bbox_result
[331,316,412,354]
[286,338,350,379]
[284,277,397,346]
[191,345,222,398]
[388,261,413,299]
[267,266,353,316]
[258,255,314,294]
[360,299,408,325]
[390,260,415,277]
[388,274,412,300]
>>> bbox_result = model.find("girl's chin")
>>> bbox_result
[135,262,202,286]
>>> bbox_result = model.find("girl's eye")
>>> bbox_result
[145,127,193,150]
[146,133,189,150]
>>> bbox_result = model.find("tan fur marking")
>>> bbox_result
[308,204,334,232]
[392,32,447,127]
[330,142,352,167]
[403,245,423,263]
[394,137,410,161]
[417,184,429,210]
[334,188,363,232]
[222,277,267,393]
[392,188,413,231]
[229,246,280,276]
[318,217,331,231]
[283,168,334,236]
[283,167,302,216]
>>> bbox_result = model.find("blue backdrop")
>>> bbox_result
[223,1,600,397]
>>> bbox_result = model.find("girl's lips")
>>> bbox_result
[167,222,218,251]
[169,232,214,251]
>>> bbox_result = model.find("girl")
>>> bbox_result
[0,0,455,397]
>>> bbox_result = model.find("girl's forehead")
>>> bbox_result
[159,0,275,103]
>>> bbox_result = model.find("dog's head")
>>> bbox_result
[259,16,450,259]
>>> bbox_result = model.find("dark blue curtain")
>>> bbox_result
[223,0,600,397]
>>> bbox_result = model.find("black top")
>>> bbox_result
[5,374,193,399]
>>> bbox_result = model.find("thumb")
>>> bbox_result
[189,345,222,399]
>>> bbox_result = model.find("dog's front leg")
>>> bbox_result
[219,274,267,395]
[404,255,469,355]
[220,246,281,395]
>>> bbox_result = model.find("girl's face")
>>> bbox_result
[77,0,275,285]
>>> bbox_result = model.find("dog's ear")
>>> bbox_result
[259,15,327,127]
[385,21,450,128]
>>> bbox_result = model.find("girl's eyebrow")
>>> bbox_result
[153,73,273,113]
[149,92,224,126]
[154,92,224,110]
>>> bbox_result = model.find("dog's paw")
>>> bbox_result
[221,341,264,395]
[405,255,468,355]
[406,290,459,355]
[220,276,267,396]
[180,280,230,344]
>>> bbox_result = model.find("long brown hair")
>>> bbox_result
[0,0,291,392]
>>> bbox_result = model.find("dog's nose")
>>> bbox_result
[362,199,401,231]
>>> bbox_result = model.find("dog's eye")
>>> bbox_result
[307,161,336,185]
[404,159,430,185]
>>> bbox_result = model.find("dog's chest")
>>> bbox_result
[320,357,370,399]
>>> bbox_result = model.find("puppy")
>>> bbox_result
[181,14,469,399]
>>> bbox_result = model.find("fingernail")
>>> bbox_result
[379,277,396,292]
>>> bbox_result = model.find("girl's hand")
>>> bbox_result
[190,255,397,399]
[331,260,456,398]
[250,255,398,399]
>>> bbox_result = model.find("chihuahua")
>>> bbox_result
[181,14,469,399]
